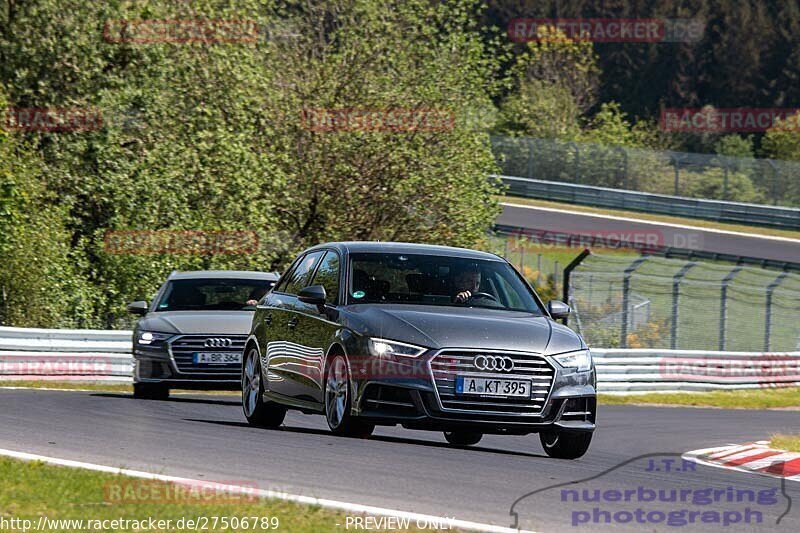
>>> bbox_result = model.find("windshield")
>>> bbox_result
[155,278,274,312]
[347,253,543,314]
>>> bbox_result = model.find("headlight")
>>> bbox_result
[553,349,592,372]
[136,331,173,345]
[367,338,426,358]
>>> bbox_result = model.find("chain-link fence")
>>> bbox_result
[492,136,800,207]
[567,253,800,351]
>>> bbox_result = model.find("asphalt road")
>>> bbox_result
[1,389,798,532]
[499,202,800,264]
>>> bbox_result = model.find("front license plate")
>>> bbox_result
[192,352,241,364]
[455,375,530,397]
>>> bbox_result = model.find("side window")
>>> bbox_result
[310,251,340,304]
[282,251,325,295]
[273,259,300,294]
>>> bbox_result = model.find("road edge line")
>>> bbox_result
[0,447,533,533]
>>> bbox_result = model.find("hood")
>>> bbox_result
[343,304,584,355]
[136,311,254,335]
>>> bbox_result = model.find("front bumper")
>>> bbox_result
[133,334,246,389]
[351,349,596,434]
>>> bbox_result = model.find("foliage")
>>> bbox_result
[0,0,503,327]
[714,135,755,159]
[495,25,597,140]
[762,116,800,162]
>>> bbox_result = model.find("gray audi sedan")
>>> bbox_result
[242,242,596,459]
[127,270,278,399]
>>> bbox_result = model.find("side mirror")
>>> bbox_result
[298,285,327,307]
[547,300,571,319]
[127,301,149,316]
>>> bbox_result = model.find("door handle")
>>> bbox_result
[264,314,272,326]
[287,316,299,329]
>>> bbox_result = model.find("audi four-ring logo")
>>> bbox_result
[204,338,232,348]
[473,355,515,372]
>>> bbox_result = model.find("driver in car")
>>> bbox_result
[452,265,482,303]
[246,286,269,307]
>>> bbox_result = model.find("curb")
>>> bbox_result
[684,441,800,481]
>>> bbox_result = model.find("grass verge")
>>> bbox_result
[599,388,800,409]
[498,195,800,240]
[0,457,433,532]
[770,434,800,452]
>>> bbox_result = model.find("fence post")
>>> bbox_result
[564,141,579,183]
[764,271,789,351]
[561,249,591,326]
[621,256,649,347]
[504,237,509,260]
[719,266,744,351]
[527,138,536,179]
[670,262,697,349]
[617,146,629,190]
[767,160,779,206]
[670,153,686,196]
[722,160,729,201]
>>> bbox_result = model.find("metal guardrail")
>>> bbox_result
[0,326,132,381]
[499,175,800,230]
[2,327,799,393]
[593,348,800,393]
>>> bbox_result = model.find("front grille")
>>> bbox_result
[169,335,247,375]
[428,350,554,416]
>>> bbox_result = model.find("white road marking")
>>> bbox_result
[707,445,751,459]
[0,448,533,533]
[711,446,771,462]
[500,202,800,243]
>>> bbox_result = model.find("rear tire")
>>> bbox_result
[443,431,483,446]
[540,431,592,459]
[242,346,286,428]
[325,354,374,438]
[133,382,169,400]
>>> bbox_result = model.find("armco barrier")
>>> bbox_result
[499,175,800,230]
[592,348,800,393]
[0,326,132,382]
[1,327,799,392]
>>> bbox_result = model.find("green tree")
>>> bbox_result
[714,135,754,159]
[0,0,504,327]
[495,25,598,140]
[762,116,800,161]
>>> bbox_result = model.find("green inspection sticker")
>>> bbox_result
[352,290,365,299]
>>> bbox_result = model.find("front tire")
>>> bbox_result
[133,382,169,400]
[444,431,483,446]
[325,354,374,438]
[540,431,592,459]
[242,346,286,428]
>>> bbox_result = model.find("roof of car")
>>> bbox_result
[167,270,280,280]
[309,241,504,261]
